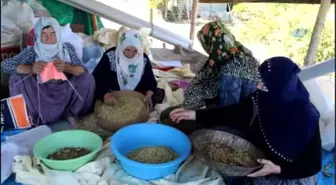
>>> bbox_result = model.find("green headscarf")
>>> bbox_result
[183,21,260,108]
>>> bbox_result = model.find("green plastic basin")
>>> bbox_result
[33,130,103,171]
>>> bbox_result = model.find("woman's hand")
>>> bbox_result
[104,93,116,105]
[143,91,154,109]
[54,59,85,75]
[32,62,47,74]
[54,59,85,76]
[169,108,196,123]
[54,59,66,72]
[247,159,281,177]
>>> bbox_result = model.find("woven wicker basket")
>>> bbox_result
[95,90,149,132]
[190,129,265,177]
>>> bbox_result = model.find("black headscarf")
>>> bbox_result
[254,56,320,162]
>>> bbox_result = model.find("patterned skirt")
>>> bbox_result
[8,73,95,124]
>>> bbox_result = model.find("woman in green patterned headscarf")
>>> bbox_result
[183,21,260,109]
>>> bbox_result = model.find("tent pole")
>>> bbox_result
[299,58,335,81]
[90,14,98,32]
[303,0,331,67]
[58,0,193,49]
[189,0,199,49]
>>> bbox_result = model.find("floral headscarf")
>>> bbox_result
[183,21,260,109]
[197,21,257,74]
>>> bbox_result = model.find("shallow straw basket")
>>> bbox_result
[190,129,265,177]
[159,105,203,135]
[96,90,149,132]
[77,113,112,141]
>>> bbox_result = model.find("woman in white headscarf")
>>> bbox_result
[92,29,157,108]
[1,17,95,130]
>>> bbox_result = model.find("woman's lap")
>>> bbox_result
[8,73,95,124]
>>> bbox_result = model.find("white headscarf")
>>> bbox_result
[34,17,70,62]
[115,29,145,90]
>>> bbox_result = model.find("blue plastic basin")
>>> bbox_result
[111,123,191,180]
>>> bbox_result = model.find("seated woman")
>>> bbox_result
[1,17,95,128]
[184,21,260,109]
[170,57,321,185]
[92,29,157,108]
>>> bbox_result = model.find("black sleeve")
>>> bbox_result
[195,97,254,131]
[92,53,111,101]
[142,54,157,93]
[277,127,322,179]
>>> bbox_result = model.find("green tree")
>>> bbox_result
[231,3,335,67]
[150,0,167,9]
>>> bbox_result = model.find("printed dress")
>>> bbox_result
[183,21,260,109]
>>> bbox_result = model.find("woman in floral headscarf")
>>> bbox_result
[183,21,260,109]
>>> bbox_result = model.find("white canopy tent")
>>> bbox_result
[57,0,194,50]
[0,1,334,184]
[57,0,335,152]
[58,0,335,78]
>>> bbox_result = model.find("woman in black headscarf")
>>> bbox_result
[170,57,321,184]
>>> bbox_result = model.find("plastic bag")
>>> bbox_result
[5,125,52,155]
[1,14,22,47]
[1,126,52,183]
[1,0,34,32]
[138,27,157,63]
[25,0,50,17]
[320,109,335,151]
[82,36,95,48]
[83,45,104,73]
[303,78,331,118]
[61,24,84,59]
[1,0,34,47]
[93,28,118,50]
[1,143,22,183]
[302,77,335,151]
